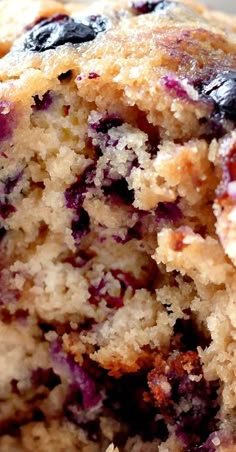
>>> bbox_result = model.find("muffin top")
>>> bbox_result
[1,0,236,143]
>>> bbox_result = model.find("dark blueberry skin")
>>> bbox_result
[23,15,100,52]
[33,91,53,111]
[31,368,61,390]
[88,72,100,80]
[148,352,219,449]
[91,115,123,134]
[71,208,90,244]
[104,372,168,443]
[65,166,96,245]
[155,202,182,223]
[3,170,23,195]
[58,70,73,82]
[113,223,142,243]
[64,165,96,210]
[89,269,141,309]
[131,0,172,14]
[203,72,236,120]
[0,202,16,220]
[0,227,6,241]
[102,178,135,205]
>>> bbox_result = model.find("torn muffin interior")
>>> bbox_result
[0,0,236,451]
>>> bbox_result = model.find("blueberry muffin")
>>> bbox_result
[0,0,88,58]
[0,0,236,451]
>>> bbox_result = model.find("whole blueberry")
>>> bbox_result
[203,72,236,120]
[23,15,100,52]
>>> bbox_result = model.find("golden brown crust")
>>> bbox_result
[0,0,235,145]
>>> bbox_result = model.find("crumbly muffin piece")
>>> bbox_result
[0,0,236,451]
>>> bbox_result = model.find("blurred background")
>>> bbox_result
[68,0,235,13]
[204,0,235,13]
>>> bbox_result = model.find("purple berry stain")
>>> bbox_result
[131,0,172,14]
[199,431,234,452]
[90,115,123,134]
[65,165,96,244]
[31,368,61,390]
[50,339,101,409]
[89,269,142,309]
[88,72,100,79]
[0,170,23,221]
[3,170,23,195]
[161,75,190,100]
[148,352,219,449]
[216,142,236,200]
[0,101,16,142]
[33,91,53,111]
[155,202,182,223]
[71,208,90,244]
[0,202,16,220]
[65,165,95,210]
[113,223,142,244]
